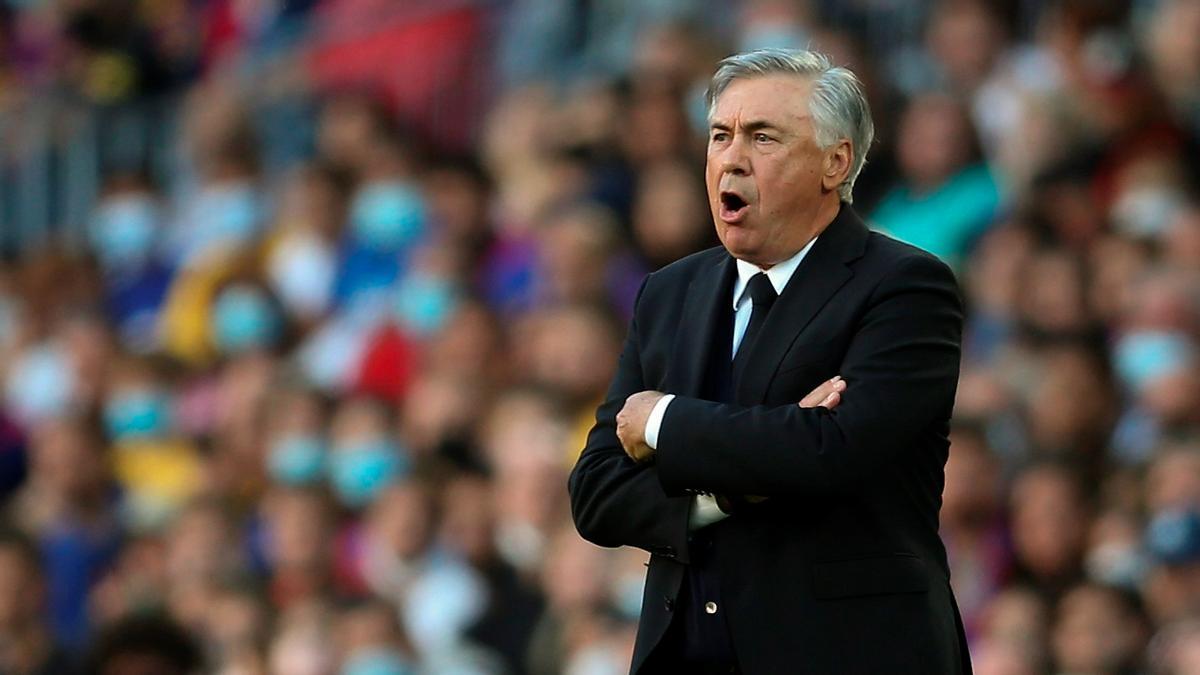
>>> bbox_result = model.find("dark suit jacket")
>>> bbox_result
[568,206,972,674]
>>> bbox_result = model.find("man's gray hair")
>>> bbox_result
[707,49,874,204]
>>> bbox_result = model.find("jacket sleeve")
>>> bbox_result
[568,277,692,562]
[654,254,963,498]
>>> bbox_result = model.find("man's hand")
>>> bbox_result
[799,375,846,410]
[617,390,666,463]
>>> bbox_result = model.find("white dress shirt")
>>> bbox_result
[644,237,819,530]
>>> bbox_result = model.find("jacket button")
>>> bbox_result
[705,601,718,614]
[664,597,675,611]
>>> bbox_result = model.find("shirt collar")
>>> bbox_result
[731,236,819,310]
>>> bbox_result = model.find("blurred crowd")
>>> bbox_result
[1,0,1199,673]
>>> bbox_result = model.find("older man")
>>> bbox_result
[568,49,971,674]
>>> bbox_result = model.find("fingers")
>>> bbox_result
[616,399,641,455]
[819,377,847,409]
[619,410,638,451]
[616,421,636,456]
[616,407,649,461]
[799,375,845,408]
[798,379,829,407]
[819,390,840,409]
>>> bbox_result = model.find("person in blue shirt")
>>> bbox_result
[87,173,176,353]
[871,93,1001,270]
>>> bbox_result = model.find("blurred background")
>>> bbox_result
[0,0,1198,673]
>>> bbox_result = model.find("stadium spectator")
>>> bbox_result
[0,1,1197,672]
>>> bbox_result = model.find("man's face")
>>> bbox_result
[705,74,832,267]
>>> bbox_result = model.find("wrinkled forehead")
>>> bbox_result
[708,73,815,126]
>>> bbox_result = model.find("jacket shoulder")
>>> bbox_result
[864,230,946,267]
[649,245,727,281]
[863,230,959,283]
[639,245,727,296]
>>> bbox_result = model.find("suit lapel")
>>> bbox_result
[665,253,736,397]
[734,206,870,405]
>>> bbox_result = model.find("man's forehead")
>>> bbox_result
[710,74,813,124]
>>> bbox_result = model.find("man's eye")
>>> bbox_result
[711,132,729,143]
[754,133,773,143]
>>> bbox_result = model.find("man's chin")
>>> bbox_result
[718,231,761,263]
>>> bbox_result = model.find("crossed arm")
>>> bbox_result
[615,379,845,464]
[568,329,843,556]
[568,254,962,553]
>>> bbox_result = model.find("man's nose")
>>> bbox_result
[718,138,751,175]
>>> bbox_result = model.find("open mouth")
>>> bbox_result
[719,191,749,222]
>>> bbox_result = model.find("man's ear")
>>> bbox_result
[822,140,853,193]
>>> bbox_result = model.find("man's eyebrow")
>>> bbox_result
[742,120,781,132]
[708,120,782,132]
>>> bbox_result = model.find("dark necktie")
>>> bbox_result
[713,271,777,516]
[732,271,778,382]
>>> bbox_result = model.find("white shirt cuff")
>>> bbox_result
[689,494,731,530]
[643,394,675,450]
[642,394,727,530]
